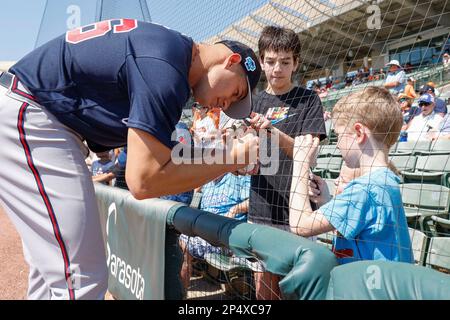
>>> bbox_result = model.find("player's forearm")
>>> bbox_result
[129,162,237,199]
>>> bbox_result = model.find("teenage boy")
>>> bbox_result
[247,26,326,299]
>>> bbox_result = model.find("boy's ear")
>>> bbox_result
[354,122,366,144]
[225,53,242,68]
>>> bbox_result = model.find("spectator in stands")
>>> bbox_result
[426,81,441,96]
[247,25,327,300]
[90,147,129,189]
[426,113,450,140]
[345,75,354,86]
[405,93,444,141]
[113,147,128,190]
[420,85,447,116]
[91,150,116,185]
[443,53,450,70]
[384,60,406,95]
[179,173,250,291]
[378,68,386,80]
[190,102,221,149]
[289,86,413,265]
[398,94,414,126]
[404,77,417,99]
[352,73,363,86]
[431,54,440,65]
[404,62,413,73]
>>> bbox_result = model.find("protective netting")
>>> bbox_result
[33,0,450,300]
[158,0,450,300]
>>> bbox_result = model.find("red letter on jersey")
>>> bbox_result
[113,19,138,33]
[66,20,112,44]
[66,19,138,44]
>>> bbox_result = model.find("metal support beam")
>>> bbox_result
[396,0,450,28]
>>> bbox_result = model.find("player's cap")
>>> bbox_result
[418,93,435,104]
[216,40,261,119]
[386,59,402,68]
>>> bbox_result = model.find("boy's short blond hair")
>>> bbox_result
[331,86,402,148]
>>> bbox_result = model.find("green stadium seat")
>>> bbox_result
[425,237,450,273]
[393,141,431,156]
[402,155,450,186]
[317,145,341,158]
[389,155,417,173]
[316,231,334,250]
[425,139,450,155]
[400,183,450,234]
[430,216,450,237]
[312,157,343,179]
[408,228,429,266]
[389,142,399,155]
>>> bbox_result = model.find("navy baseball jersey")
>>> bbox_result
[10,19,193,151]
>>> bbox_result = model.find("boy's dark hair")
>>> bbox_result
[258,26,301,62]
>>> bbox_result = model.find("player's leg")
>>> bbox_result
[0,92,108,299]
[22,242,51,300]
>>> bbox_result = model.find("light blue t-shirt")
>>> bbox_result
[91,159,115,176]
[319,168,413,265]
[200,173,250,221]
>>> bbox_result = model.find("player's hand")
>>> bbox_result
[293,135,320,167]
[230,131,259,170]
[247,112,272,132]
[236,162,260,176]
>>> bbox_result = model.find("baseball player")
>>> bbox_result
[0,19,261,299]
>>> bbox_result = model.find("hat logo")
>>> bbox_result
[244,57,256,72]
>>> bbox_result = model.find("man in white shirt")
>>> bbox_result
[406,93,444,141]
[384,60,406,95]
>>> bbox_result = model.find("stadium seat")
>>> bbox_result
[312,157,343,179]
[392,141,431,156]
[430,215,450,237]
[317,145,341,158]
[389,155,417,173]
[402,155,450,186]
[425,139,450,155]
[425,237,450,273]
[400,183,450,233]
[316,231,334,250]
[389,142,399,155]
[408,228,429,266]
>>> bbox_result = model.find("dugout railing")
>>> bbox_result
[94,183,450,300]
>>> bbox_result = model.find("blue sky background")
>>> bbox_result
[0,0,267,60]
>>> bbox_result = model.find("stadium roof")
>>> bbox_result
[204,0,450,79]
